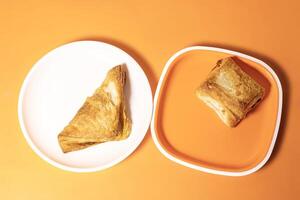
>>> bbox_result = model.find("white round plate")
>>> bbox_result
[18,41,153,172]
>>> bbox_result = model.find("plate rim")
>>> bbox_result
[18,40,153,173]
[150,46,283,176]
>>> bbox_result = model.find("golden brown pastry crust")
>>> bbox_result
[58,64,131,153]
[196,57,265,127]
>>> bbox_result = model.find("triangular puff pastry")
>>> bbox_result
[58,64,131,153]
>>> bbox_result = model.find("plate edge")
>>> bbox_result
[150,46,283,177]
[17,40,153,173]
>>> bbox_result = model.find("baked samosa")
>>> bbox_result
[58,64,131,153]
[195,57,265,127]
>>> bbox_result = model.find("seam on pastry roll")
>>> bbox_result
[58,64,132,153]
[196,57,265,127]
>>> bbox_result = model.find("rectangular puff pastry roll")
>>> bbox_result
[195,57,265,127]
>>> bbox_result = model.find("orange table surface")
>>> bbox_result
[1,0,299,199]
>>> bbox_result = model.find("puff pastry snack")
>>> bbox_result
[196,57,265,127]
[58,64,131,153]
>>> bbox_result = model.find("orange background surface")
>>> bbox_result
[0,0,299,199]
